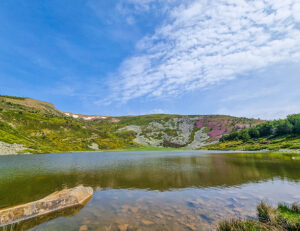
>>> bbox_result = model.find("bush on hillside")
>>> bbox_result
[220,114,300,143]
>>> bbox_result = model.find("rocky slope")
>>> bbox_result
[0,95,264,154]
[117,115,262,148]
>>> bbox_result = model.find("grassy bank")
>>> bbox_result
[204,136,300,151]
[113,145,188,151]
[207,114,300,151]
[218,202,300,231]
[71,145,189,153]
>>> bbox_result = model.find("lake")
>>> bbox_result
[0,151,300,230]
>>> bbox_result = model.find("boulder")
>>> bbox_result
[0,185,93,227]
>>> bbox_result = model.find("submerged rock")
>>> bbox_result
[0,185,93,227]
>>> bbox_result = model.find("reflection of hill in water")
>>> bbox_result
[1,152,300,208]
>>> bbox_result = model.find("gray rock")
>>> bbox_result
[0,141,27,155]
[118,116,218,149]
[0,186,93,227]
[88,142,99,150]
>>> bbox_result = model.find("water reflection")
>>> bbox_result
[0,204,84,231]
[29,181,300,231]
[0,151,299,209]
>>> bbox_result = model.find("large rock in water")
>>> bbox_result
[0,186,93,227]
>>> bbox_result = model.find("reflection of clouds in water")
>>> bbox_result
[1,152,300,209]
[1,152,300,230]
[34,181,300,230]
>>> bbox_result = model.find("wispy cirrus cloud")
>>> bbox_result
[218,104,300,120]
[107,0,300,103]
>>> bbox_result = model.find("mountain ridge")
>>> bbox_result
[0,95,264,154]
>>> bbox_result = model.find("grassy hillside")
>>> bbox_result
[0,95,263,154]
[206,114,300,151]
[0,96,137,153]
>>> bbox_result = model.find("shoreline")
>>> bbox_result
[1,148,300,156]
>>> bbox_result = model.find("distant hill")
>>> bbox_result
[206,114,300,151]
[0,95,263,154]
[0,95,63,115]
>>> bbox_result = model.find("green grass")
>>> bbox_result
[218,202,300,231]
[89,145,190,152]
[277,203,300,229]
[0,95,26,100]
[204,136,300,151]
[218,219,272,231]
[0,99,138,153]
[58,146,187,153]
[118,145,188,151]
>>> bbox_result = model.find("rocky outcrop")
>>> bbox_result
[118,117,211,148]
[0,141,26,155]
[0,186,93,227]
[118,115,263,149]
[88,142,99,150]
[185,127,212,149]
[166,117,200,146]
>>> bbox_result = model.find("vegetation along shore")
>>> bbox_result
[218,202,300,231]
[0,95,300,154]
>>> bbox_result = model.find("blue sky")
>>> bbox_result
[0,0,299,119]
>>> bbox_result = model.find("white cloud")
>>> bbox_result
[213,62,300,120]
[107,0,300,103]
[218,104,300,120]
[292,2,300,22]
[149,108,167,114]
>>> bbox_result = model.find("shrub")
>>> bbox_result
[257,201,274,223]
[238,130,250,142]
[259,122,274,137]
[217,219,271,231]
[287,114,300,134]
[218,202,300,231]
[275,120,293,136]
[277,203,300,230]
[248,127,260,138]
[291,203,300,214]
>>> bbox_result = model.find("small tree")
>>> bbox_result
[287,114,300,134]
[239,130,250,141]
[275,120,293,136]
[248,127,260,138]
[259,122,274,137]
[294,120,300,135]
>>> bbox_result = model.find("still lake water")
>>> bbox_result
[0,151,300,230]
